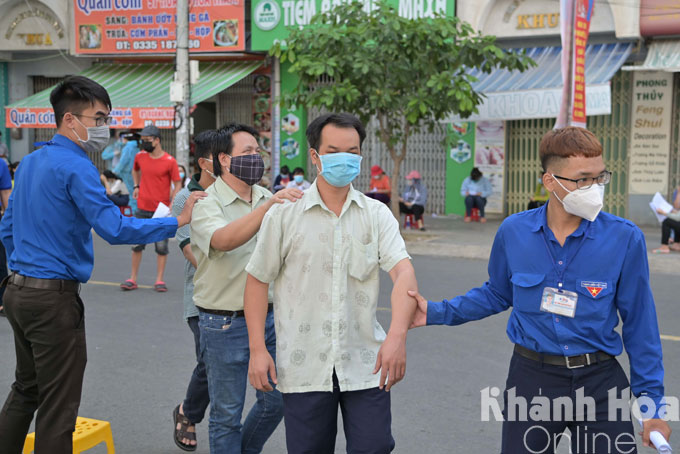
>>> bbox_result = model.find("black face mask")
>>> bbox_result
[230,154,265,186]
[141,140,155,152]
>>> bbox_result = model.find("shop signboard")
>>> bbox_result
[628,71,674,195]
[73,0,245,54]
[251,0,455,51]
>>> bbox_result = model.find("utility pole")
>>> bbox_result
[175,0,190,171]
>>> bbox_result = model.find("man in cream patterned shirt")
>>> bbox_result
[244,113,418,454]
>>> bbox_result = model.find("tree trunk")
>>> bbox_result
[390,154,404,220]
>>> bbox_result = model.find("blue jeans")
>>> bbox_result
[182,316,209,424]
[199,311,283,454]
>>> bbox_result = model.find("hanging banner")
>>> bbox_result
[555,0,594,128]
[628,71,674,195]
[6,106,177,129]
[73,0,245,54]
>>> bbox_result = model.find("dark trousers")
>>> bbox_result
[501,352,636,454]
[0,283,87,454]
[283,371,394,454]
[0,241,7,305]
[527,200,547,210]
[398,202,424,221]
[661,217,680,245]
[106,193,130,207]
[365,192,391,205]
[465,195,487,217]
[182,316,210,424]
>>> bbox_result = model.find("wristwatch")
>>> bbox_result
[134,185,140,189]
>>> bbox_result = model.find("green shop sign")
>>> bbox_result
[251,0,455,51]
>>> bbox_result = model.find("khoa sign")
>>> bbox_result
[251,0,454,50]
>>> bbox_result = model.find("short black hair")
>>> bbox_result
[212,122,259,177]
[306,113,366,151]
[50,76,111,128]
[280,165,290,175]
[292,167,305,176]
[193,129,218,169]
[470,167,482,180]
[102,170,121,180]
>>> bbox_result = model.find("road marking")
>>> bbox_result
[661,334,680,342]
[87,280,153,289]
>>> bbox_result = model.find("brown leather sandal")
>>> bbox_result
[173,404,197,452]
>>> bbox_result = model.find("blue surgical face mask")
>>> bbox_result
[294,174,304,184]
[315,151,362,187]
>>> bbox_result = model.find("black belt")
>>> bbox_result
[198,303,273,318]
[514,344,614,369]
[8,272,80,294]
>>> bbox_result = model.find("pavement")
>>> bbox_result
[402,212,680,275]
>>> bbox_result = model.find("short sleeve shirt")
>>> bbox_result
[246,181,410,393]
[191,177,273,311]
[133,152,180,212]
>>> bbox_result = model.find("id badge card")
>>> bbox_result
[540,287,578,318]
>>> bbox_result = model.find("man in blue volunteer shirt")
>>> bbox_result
[410,127,671,453]
[0,76,205,454]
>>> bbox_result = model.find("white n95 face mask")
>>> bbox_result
[552,175,605,222]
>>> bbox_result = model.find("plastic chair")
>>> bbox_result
[471,208,481,222]
[23,417,115,454]
[119,205,133,217]
[404,214,415,229]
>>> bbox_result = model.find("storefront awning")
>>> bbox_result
[5,60,263,129]
[622,40,680,72]
[445,42,633,122]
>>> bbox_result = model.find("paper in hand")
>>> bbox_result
[650,192,674,224]
[152,202,171,218]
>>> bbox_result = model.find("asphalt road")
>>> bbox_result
[0,235,678,453]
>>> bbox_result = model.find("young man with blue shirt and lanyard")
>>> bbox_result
[409,127,671,453]
[0,76,205,454]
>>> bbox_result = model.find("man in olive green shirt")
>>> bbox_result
[190,123,302,454]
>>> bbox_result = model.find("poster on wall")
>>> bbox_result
[253,74,273,187]
[73,0,245,54]
[628,71,673,195]
[474,121,505,214]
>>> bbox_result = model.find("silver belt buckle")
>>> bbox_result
[566,354,590,369]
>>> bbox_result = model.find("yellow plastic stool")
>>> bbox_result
[23,416,115,454]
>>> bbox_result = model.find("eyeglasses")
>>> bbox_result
[73,113,112,127]
[553,170,611,190]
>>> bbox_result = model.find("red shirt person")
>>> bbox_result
[121,124,181,292]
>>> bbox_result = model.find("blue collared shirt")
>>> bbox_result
[0,134,178,283]
[428,203,665,413]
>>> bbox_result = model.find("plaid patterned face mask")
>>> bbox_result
[230,154,265,186]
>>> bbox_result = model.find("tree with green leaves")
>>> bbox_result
[270,1,535,217]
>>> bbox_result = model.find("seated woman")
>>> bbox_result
[286,167,311,190]
[461,167,492,223]
[654,189,680,253]
[399,170,428,231]
[365,164,391,205]
[100,170,130,207]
